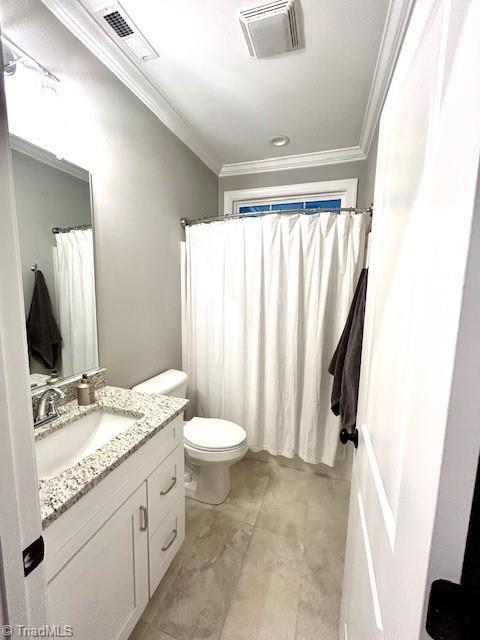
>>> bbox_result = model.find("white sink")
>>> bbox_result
[36,409,140,480]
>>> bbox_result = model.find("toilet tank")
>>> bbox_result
[132,369,188,398]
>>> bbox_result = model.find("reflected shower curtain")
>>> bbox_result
[53,229,98,377]
[184,213,369,466]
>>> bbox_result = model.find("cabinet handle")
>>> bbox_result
[161,529,178,551]
[160,476,177,496]
[139,505,148,531]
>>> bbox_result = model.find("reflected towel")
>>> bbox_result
[328,268,368,432]
[26,270,62,369]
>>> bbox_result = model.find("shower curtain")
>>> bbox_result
[183,212,369,466]
[53,229,98,377]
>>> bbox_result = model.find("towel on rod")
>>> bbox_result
[328,268,368,432]
[26,270,62,370]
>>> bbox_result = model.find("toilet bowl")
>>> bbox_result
[132,370,247,505]
[184,417,248,504]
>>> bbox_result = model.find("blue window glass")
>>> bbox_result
[270,202,304,211]
[238,199,343,215]
[239,205,272,213]
[305,199,342,209]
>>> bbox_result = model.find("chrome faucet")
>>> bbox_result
[34,387,66,428]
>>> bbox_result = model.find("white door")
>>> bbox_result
[0,26,48,628]
[47,482,149,640]
[340,0,480,638]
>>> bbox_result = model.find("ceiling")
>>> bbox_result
[42,0,411,175]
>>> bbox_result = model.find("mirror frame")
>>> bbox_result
[10,134,101,395]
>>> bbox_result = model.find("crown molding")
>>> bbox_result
[219,146,366,177]
[40,0,222,175]
[10,134,90,181]
[359,0,415,155]
[40,0,413,178]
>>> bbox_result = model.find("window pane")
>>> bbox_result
[305,199,342,209]
[270,202,304,211]
[238,205,271,213]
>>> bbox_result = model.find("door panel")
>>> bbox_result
[343,491,383,640]
[341,0,480,638]
[364,7,445,518]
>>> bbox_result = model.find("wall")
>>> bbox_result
[3,0,218,388]
[219,155,375,212]
[12,150,91,316]
[363,125,379,207]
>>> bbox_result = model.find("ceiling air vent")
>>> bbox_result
[238,0,301,59]
[94,3,158,62]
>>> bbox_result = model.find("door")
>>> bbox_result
[47,483,149,640]
[0,25,48,628]
[340,0,480,638]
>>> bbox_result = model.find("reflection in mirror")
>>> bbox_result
[10,139,99,389]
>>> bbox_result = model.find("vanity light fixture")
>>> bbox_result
[2,34,65,161]
[269,135,290,147]
[1,34,59,83]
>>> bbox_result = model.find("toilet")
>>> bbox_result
[132,369,248,505]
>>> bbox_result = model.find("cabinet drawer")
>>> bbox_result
[148,443,184,537]
[149,497,185,596]
[154,414,182,461]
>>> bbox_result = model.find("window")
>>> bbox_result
[238,198,342,214]
[223,179,358,216]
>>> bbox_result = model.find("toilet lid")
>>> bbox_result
[184,417,246,451]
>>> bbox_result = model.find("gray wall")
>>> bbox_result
[218,135,380,211]
[3,0,218,389]
[12,150,91,317]
[219,159,368,212]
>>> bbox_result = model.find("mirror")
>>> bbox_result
[10,136,99,390]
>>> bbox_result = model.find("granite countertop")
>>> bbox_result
[37,385,188,529]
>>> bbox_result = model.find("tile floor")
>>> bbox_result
[130,457,350,640]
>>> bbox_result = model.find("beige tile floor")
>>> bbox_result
[130,458,349,640]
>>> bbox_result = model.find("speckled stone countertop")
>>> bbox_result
[36,386,188,529]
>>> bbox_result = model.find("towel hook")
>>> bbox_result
[30,263,38,273]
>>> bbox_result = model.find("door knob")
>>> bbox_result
[340,428,358,448]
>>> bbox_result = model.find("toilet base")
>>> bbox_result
[185,458,232,505]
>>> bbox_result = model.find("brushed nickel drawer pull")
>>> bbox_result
[161,529,178,551]
[160,476,177,496]
[139,505,148,531]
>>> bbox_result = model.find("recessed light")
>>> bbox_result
[269,135,290,147]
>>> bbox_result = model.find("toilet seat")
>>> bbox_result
[184,417,246,452]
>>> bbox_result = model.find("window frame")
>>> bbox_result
[223,178,358,215]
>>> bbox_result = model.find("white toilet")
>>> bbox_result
[132,369,248,505]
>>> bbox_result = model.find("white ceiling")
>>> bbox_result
[45,0,410,174]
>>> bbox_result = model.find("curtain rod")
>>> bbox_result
[51,224,92,234]
[180,206,373,228]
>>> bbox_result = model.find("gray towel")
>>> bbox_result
[26,270,62,370]
[328,268,368,432]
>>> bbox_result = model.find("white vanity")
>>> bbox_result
[35,385,187,640]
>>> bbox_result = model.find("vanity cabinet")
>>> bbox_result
[44,415,185,640]
[47,482,149,640]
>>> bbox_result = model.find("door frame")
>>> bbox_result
[223,178,358,214]
[0,30,48,628]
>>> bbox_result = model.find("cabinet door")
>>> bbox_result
[47,483,149,640]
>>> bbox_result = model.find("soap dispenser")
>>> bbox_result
[77,374,96,406]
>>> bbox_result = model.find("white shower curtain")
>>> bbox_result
[53,229,98,377]
[184,212,369,466]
